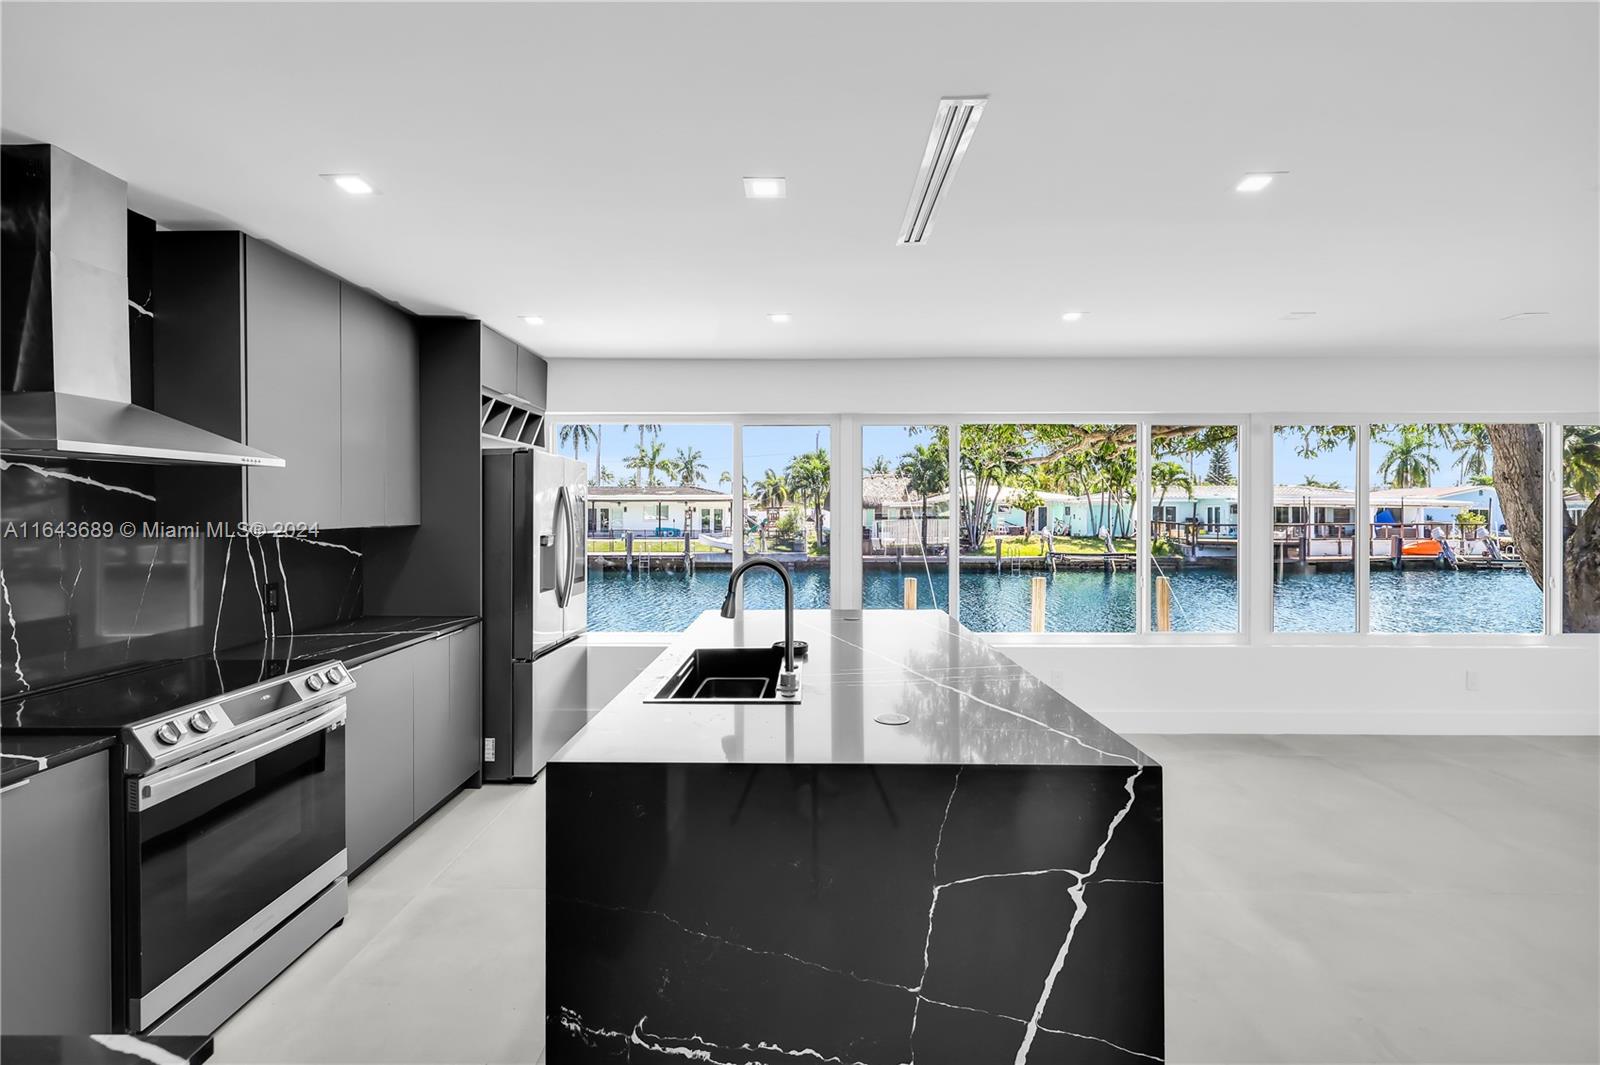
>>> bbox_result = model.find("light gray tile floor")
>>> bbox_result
[212,735,1599,1065]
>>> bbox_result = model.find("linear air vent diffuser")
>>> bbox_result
[896,96,987,245]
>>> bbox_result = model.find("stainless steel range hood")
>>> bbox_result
[1,145,283,467]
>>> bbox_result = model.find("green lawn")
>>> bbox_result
[975,536,1173,556]
[586,538,726,554]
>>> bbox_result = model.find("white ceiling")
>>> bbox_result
[3,2,1596,361]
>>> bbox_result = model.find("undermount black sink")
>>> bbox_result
[646,647,801,704]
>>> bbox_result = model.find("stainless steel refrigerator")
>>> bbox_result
[482,449,589,780]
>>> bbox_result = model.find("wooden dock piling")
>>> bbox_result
[1030,576,1046,632]
[904,577,918,610]
[1155,575,1172,632]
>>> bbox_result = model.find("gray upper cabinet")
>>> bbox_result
[244,239,343,527]
[1,752,113,1033]
[341,283,421,527]
[481,328,518,396]
[516,346,547,411]
[384,307,422,525]
[339,285,388,528]
[154,232,421,531]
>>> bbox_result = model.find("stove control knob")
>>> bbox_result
[305,673,325,692]
[326,666,345,685]
[189,709,215,734]
[155,722,183,746]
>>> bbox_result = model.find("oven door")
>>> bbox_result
[127,701,346,1030]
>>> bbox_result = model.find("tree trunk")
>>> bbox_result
[1566,499,1600,632]
[1485,424,1545,590]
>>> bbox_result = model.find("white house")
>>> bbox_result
[587,485,732,537]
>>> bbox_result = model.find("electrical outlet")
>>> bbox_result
[1465,670,1480,691]
[483,738,496,762]
[265,583,280,612]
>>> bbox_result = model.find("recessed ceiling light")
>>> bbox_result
[1235,172,1284,193]
[520,315,545,326]
[768,313,792,324]
[1060,311,1087,322]
[743,177,787,200]
[1500,311,1550,320]
[323,173,375,196]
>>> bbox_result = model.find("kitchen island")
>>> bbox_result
[547,609,1162,1064]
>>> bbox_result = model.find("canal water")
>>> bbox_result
[584,564,1544,634]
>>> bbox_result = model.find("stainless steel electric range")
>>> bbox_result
[4,655,354,1035]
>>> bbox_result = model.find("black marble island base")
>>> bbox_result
[547,610,1163,1064]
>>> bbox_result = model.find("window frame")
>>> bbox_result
[555,409,1595,646]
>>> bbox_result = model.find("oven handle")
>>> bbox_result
[134,700,346,811]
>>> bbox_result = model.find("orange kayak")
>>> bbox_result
[1401,540,1442,557]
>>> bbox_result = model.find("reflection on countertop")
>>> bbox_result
[0,1035,211,1065]
[217,615,481,672]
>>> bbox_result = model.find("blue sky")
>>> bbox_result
[554,421,1493,491]
[551,422,932,489]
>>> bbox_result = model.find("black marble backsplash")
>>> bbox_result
[0,457,362,698]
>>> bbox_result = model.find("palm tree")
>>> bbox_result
[1100,448,1138,536]
[752,469,789,514]
[558,423,597,464]
[632,423,662,456]
[1377,427,1439,488]
[1151,460,1193,524]
[626,440,668,487]
[786,449,831,551]
[673,447,707,487]
[1300,475,1343,489]
[595,465,617,486]
[898,441,948,552]
[1564,426,1600,500]
[865,455,893,477]
[718,470,732,490]
[1453,424,1492,482]
[956,424,1031,548]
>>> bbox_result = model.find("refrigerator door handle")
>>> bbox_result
[553,484,573,609]
[567,482,582,601]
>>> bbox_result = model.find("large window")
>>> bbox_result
[556,422,734,632]
[1272,425,1357,633]
[555,413,1572,638]
[862,424,948,610]
[1368,424,1543,634]
[957,424,1136,633]
[1563,425,1598,633]
[741,424,831,609]
[1150,425,1240,632]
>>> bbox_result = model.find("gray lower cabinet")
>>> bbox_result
[346,651,415,871]
[0,752,112,1033]
[448,624,484,788]
[410,635,454,819]
[348,623,483,873]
